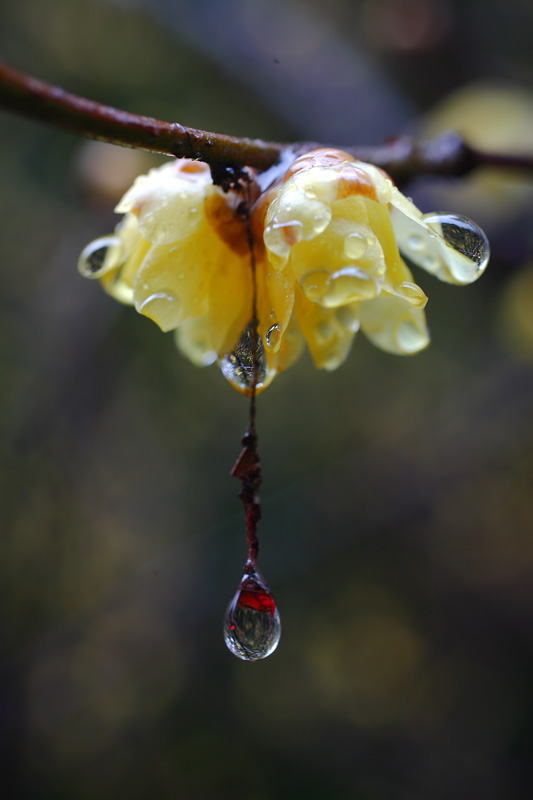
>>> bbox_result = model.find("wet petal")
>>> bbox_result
[359,291,430,355]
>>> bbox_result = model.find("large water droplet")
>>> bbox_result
[422,212,490,283]
[78,236,119,278]
[220,325,267,391]
[322,266,377,307]
[224,571,281,661]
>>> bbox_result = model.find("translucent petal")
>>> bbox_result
[294,286,357,370]
[359,291,430,355]
[133,221,219,331]
[208,250,252,356]
[174,315,217,367]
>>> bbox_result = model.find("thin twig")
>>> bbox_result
[1,60,533,182]
[231,177,262,571]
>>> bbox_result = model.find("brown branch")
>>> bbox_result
[0,60,283,170]
[1,60,533,182]
[348,133,533,184]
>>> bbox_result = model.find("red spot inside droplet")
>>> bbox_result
[237,589,277,616]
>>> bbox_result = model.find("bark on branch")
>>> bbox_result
[1,60,532,183]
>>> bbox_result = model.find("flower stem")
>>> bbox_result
[230,177,262,570]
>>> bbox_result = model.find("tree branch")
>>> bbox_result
[0,60,282,170]
[1,60,532,183]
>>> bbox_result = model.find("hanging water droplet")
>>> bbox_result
[395,281,428,309]
[224,571,281,661]
[344,232,367,260]
[78,236,119,278]
[265,323,281,351]
[422,212,490,283]
[220,325,267,391]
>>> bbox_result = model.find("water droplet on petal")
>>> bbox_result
[344,232,367,260]
[138,290,177,311]
[312,214,329,234]
[322,266,377,307]
[422,212,490,283]
[271,220,305,245]
[422,255,438,272]
[265,323,282,352]
[407,233,425,252]
[224,570,281,661]
[300,269,330,303]
[78,236,120,278]
[136,290,181,331]
[336,305,360,333]
[395,281,428,309]
[220,325,267,391]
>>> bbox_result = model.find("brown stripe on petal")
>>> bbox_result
[335,165,377,202]
[204,191,249,256]
[283,148,354,181]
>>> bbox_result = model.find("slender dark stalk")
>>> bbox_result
[230,177,262,571]
[1,60,532,181]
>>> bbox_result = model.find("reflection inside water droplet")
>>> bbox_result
[78,236,119,278]
[220,325,267,391]
[422,212,490,283]
[265,323,281,351]
[224,571,281,661]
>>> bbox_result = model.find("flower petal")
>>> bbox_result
[359,291,430,355]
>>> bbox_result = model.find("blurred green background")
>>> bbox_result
[1,0,533,798]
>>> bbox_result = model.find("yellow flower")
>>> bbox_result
[78,149,489,393]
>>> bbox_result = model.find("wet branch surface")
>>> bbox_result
[1,60,533,182]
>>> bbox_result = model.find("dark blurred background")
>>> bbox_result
[1,0,533,798]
